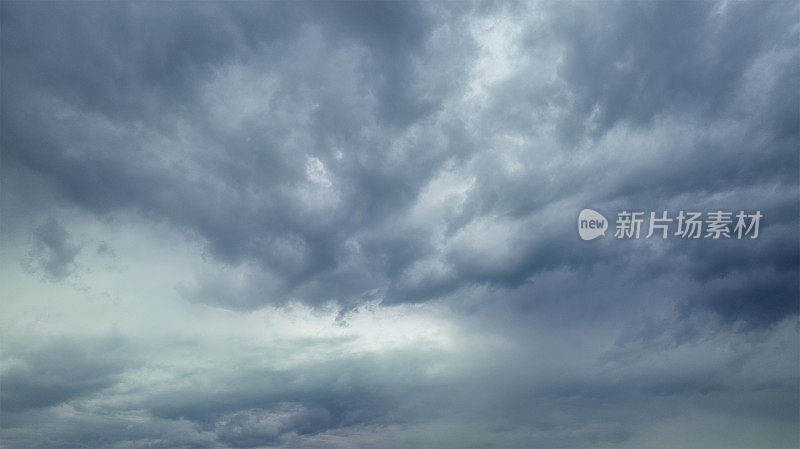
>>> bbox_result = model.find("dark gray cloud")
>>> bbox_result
[1,1,798,448]
[0,336,130,413]
[1,0,473,306]
[23,219,82,281]
[551,1,797,141]
[6,0,793,313]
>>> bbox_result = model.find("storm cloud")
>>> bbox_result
[1,1,798,448]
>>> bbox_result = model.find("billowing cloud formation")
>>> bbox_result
[1,1,798,448]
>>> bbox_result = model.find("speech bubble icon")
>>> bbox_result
[578,209,608,241]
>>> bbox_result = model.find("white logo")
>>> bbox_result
[578,209,608,240]
[578,209,762,241]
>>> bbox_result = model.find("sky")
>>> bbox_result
[0,1,798,448]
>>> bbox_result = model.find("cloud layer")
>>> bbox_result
[1,1,798,448]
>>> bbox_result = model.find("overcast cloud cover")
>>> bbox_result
[1,1,798,448]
